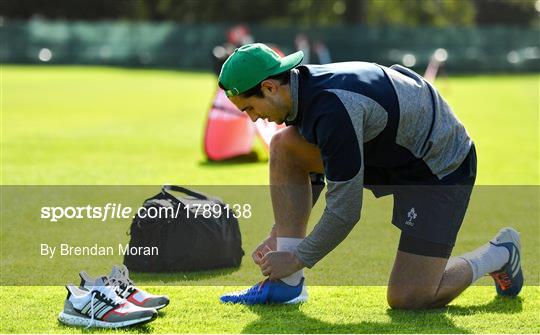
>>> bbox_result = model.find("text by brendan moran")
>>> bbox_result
[40,243,158,259]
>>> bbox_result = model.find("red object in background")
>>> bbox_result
[203,88,285,161]
[204,89,255,161]
[227,25,253,46]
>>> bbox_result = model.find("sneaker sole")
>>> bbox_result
[134,302,168,310]
[58,311,156,328]
[150,302,168,310]
[284,295,308,304]
[284,286,308,304]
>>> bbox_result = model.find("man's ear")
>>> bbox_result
[261,80,278,95]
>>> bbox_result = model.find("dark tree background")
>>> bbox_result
[0,0,538,26]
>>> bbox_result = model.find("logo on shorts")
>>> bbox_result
[405,207,417,226]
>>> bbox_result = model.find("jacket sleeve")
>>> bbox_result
[295,91,364,268]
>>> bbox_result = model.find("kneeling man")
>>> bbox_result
[218,43,523,309]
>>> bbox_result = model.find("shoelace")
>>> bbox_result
[87,292,97,329]
[117,267,135,286]
[94,279,127,304]
[108,269,135,295]
[85,285,124,328]
[492,272,512,290]
[108,276,133,288]
[257,278,269,292]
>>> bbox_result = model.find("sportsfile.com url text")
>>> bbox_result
[40,203,252,222]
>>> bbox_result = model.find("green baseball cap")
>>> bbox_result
[219,43,304,97]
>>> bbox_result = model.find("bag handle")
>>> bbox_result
[161,185,208,200]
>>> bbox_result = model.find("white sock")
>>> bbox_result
[459,242,510,283]
[277,237,304,286]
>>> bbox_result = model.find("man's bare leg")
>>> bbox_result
[269,126,324,238]
[219,126,323,303]
[261,127,323,285]
[387,227,518,309]
[387,252,473,309]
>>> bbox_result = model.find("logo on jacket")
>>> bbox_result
[405,208,417,226]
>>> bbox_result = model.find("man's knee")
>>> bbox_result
[269,127,295,158]
[270,127,322,172]
[387,287,436,310]
[387,250,451,309]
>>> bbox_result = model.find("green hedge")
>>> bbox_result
[1,19,538,72]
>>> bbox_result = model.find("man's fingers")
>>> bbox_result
[261,250,275,262]
[260,257,270,268]
[260,253,273,277]
[253,242,274,265]
[262,264,271,276]
[252,250,263,265]
[263,245,272,255]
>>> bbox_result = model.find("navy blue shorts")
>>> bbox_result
[364,145,477,258]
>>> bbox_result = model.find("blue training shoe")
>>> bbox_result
[489,227,524,297]
[220,278,308,305]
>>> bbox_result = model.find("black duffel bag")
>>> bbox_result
[124,185,244,272]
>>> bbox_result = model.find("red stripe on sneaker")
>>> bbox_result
[127,293,152,305]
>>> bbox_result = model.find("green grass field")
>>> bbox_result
[1,66,539,333]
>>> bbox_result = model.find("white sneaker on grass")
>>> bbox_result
[58,277,157,328]
[80,265,169,310]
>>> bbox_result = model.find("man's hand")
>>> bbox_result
[260,251,304,280]
[252,235,277,265]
